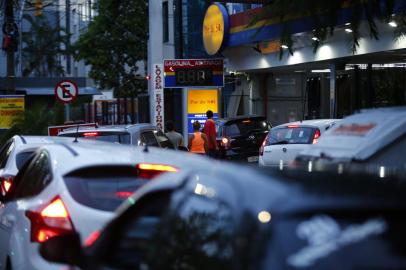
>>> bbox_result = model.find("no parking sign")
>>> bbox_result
[54,80,78,104]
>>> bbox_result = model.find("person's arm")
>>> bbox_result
[202,133,209,154]
[188,134,194,150]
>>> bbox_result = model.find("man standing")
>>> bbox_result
[165,121,183,149]
[203,110,218,157]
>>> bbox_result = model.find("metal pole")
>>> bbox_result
[66,0,71,74]
[65,104,71,122]
[4,0,17,94]
[329,63,337,118]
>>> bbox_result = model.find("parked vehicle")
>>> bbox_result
[259,119,339,167]
[0,142,213,270]
[215,115,271,162]
[40,165,406,270]
[296,107,406,168]
[57,124,175,149]
[0,136,80,196]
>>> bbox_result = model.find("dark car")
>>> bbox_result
[215,115,271,162]
[58,123,175,149]
[40,164,406,270]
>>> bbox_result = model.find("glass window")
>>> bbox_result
[0,141,14,169]
[154,130,174,149]
[268,127,317,145]
[15,151,35,170]
[225,119,270,137]
[162,1,169,43]
[14,151,52,199]
[64,166,151,212]
[140,131,159,147]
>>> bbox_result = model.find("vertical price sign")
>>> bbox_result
[152,64,164,130]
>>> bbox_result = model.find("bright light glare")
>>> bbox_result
[137,163,178,172]
[389,21,398,27]
[281,45,289,49]
[345,28,353,33]
[308,161,313,172]
[279,160,284,171]
[379,166,385,178]
[258,211,272,223]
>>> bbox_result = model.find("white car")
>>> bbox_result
[0,136,81,196]
[0,142,214,270]
[258,119,340,167]
[296,107,406,168]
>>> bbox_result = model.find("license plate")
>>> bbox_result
[247,156,259,162]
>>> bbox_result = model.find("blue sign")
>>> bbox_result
[188,113,218,134]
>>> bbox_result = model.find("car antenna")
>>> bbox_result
[143,143,149,153]
[73,124,80,143]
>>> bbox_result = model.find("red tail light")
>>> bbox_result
[83,132,99,137]
[259,135,270,156]
[312,129,321,144]
[136,163,178,179]
[0,175,14,196]
[25,197,74,243]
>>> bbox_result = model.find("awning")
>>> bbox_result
[17,87,102,96]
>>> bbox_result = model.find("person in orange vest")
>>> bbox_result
[188,121,208,155]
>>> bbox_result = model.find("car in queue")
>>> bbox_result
[215,115,271,162]
[40,163,406,270]
[296,107,406,168]
[57,123,176,149]
[259,119,339,168]
[0,136,83,197]
[0,142,213,270]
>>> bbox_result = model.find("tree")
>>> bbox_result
[22,14,69,77]
[250,0,406,57]
[74,0,148,97]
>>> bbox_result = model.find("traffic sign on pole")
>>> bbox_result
[54,80,78,104]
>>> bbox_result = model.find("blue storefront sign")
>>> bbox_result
[188,113,218,134]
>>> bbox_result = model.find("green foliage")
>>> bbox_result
[0,103,64,145]
[250,0,403,58]
[73,0,148,97]
[22,14,70,77]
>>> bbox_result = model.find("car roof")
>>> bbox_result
[58,123,157,134]
[35,142,215,176]
[216,115,266,123]
[299,107,406,160]
[11,135,76,146]
[274,119,340,129]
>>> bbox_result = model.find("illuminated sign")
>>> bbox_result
[0,95,25,129]
[202,3,229,55]
[164,59,224,88]
[187,89,218,133]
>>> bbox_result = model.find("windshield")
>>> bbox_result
[60,131,131,144]
[225,119,270,137]
[64,166,148,211]
[268,127,317,145]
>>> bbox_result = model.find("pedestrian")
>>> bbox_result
[188,121,208,155]
[203,110,218,158]
[165,120,183,149]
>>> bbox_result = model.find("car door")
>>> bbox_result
[0,151,52,269]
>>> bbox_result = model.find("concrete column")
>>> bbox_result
[329,63,336,118]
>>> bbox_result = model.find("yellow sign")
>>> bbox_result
[0,95,25,129]
[203,4,229,55]
[188,89,218,114]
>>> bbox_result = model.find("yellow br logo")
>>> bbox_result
[203,4,229,55]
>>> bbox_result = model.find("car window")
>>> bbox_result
[64,166,151,212]
[268,127,317,144]
[59,131,131,144]
[140,131,159,147]
[225,119,270,137]
[13,151,52,199]
[0,140,15,169]
[102,192,172,269]
[143,192,236,269]
[15,151,35,170]
[154,130,175,149]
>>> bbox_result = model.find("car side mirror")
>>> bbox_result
[177,146,189,152]
[40,233,85,267]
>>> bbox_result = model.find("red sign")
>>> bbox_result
[48,123,97,136]
[54,80,78,104]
